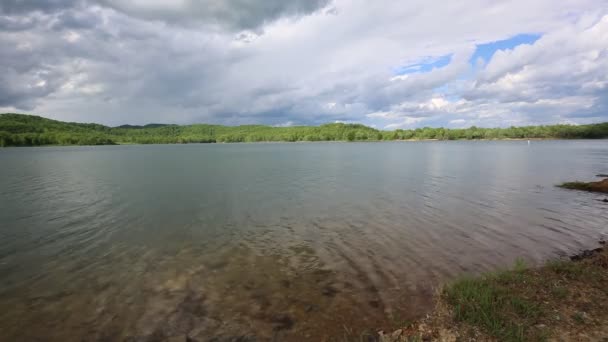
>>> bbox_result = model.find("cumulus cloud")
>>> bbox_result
[362,12,608,128]
[0,0,607,127]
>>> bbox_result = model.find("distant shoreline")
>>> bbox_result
[1,113,607,147]
[2,137,608,149]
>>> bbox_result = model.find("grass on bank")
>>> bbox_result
[445,259,546,341]
[557,181,594,191]
[557,178,608,194]
[393,247,608,342]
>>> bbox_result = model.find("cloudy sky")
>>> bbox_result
[1,0,607,128]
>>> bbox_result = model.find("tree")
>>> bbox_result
[346,131,356,141]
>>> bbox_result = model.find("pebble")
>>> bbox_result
[271,314,295,331]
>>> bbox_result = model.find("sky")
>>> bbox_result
[1,1,608,128]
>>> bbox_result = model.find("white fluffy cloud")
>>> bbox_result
[1,0,607,127]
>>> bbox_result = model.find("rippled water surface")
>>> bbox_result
[1,141,607,341]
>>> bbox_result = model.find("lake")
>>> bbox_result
[0,141,607,341]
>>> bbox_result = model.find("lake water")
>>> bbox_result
[0,141,607,341]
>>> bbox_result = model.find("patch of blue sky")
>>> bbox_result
[395,34,540,76]
[392,34,542,100]
[470,33,541,65]
[394,54,452,75]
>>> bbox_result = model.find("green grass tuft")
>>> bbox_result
[445,261,545,342]
[572,312,586,324]
[557,182,593,191]
[546,260,584,279]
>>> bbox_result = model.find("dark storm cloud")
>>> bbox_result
[98,0,332,31]
[51,8,103,30]
[0,14,40,31]
[0,63,67,109]
[1,0,331,31]
[0,5,128,111]
[0,0,81,14]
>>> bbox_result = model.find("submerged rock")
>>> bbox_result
[270,314,295,331]
[570,247,604,261]
[321,284,339,297]
[304,304,319,312]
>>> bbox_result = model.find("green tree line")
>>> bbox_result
[1,113,607,147]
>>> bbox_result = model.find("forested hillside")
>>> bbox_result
[1,113,607,147]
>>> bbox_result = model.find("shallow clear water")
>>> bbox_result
[0,141,607,341]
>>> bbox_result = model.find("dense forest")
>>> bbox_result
[1,113,607,147]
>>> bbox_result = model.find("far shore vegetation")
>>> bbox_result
[1,113,608,147]
[381,244,608,342]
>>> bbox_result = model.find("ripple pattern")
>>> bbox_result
[0,141,607,340]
